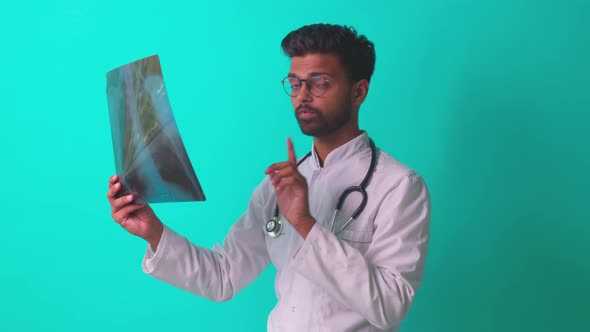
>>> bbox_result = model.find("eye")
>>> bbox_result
[313,80,330,90]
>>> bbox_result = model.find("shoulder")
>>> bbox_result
[370,149,430,220]
[373,148,425,189]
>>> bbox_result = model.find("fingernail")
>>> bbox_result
[127,195,134,201]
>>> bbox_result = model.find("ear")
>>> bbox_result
[351,79,369,107]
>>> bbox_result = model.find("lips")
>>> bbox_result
[298,112,317,120]
[297,106,318,120]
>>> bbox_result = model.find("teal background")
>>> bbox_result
[0,0,588,331]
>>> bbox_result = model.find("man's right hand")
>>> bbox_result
[107,174,164,251]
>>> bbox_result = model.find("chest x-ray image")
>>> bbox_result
[106,54,205,203]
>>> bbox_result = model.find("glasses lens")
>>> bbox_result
[309,77,330,97]
[283,77,300,96]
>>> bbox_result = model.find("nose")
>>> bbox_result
[294,81,313,103]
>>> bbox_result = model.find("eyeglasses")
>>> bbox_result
[281,76,332,97]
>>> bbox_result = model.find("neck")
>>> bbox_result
[313,127,362,167]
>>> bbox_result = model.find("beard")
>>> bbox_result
[295,103,353,137]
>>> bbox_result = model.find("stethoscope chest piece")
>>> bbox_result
[265,217,283,238]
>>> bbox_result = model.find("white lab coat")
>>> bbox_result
[143,132,431,331]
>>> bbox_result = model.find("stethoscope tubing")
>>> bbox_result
[268,139,377,237]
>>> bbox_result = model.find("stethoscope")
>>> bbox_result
[265,139,377,238]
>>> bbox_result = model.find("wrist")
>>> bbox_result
[293,216,315,239]
[146,220,164,251]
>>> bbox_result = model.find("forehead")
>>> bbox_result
[288,53,345,78]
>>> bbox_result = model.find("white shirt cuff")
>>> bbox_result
[142,225,170,274]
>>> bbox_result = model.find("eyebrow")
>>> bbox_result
[287,71,334,79]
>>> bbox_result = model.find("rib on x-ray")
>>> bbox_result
[106,54,205,203]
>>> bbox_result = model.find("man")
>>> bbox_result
[107,24,430,331]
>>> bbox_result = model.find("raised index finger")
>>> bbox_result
[287,137,296,165]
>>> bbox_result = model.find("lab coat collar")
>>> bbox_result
[310,131,371,170]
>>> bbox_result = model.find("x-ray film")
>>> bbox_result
[106,54,205,203]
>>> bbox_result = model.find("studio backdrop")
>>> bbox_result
[0,1,588,331]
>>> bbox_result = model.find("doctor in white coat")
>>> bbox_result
[107,23,430,332]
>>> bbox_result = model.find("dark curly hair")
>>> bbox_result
[281,24,376,82]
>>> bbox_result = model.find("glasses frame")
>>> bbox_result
[281,76,333,97]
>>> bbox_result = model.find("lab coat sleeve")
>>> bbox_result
[142,180,272,302]
[290,172,430,330]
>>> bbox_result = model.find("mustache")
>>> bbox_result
[296,104,320,114]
